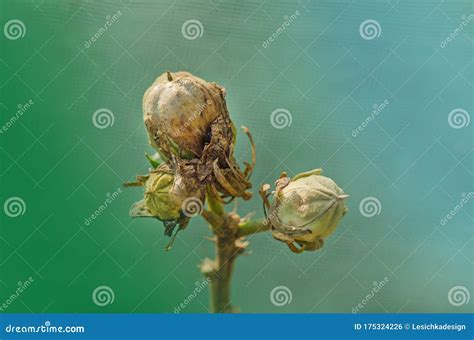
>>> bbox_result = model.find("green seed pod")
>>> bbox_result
[262,169,348,253]
[127,163,205,249]
[143,171,183,221]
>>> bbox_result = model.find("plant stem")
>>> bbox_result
[201,209,239,313]
[200,193,272,312]
[212,228,238,313]
[237,218,270,237]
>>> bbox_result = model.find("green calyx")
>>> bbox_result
[144,171,183,221]
[129,170,183,223]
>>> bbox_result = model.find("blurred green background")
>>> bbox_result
[0,0,472,313]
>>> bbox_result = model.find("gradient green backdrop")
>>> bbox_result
[1,0,473,313]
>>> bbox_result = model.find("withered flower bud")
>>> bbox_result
[142,71,255,202]
[143,71,226,160]
[260,169,348,253]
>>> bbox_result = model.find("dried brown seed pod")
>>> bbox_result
[143,71,226,159]
[142,71,255,202]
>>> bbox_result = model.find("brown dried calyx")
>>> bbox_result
[142,71,255,202]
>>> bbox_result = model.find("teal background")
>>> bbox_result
[0,0,472,313]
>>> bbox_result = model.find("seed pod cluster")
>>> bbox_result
[127,71,255,247]
[143,71,254,201]
[260,169,348,253]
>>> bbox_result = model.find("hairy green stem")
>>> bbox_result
[237,218,270,237]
